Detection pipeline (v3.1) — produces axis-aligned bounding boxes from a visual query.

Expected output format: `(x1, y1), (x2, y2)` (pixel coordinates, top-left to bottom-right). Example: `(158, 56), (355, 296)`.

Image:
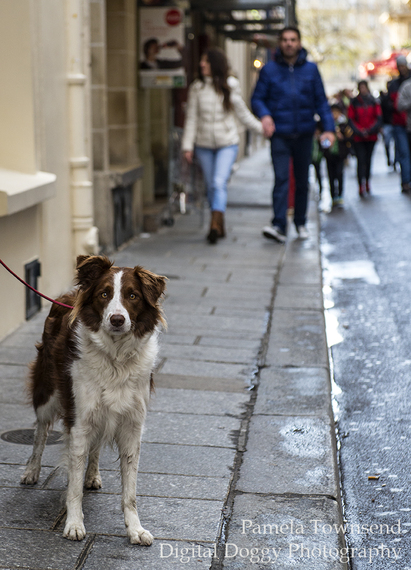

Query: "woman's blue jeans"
(195, 145), (239, 212)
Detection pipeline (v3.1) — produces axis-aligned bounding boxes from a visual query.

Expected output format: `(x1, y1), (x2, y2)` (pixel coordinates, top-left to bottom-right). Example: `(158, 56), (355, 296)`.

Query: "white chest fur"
(70, 322), (158, 439)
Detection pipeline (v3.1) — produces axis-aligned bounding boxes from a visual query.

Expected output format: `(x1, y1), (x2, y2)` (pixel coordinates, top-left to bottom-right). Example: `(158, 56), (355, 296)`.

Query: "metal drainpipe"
(284, 0), (293, 26)
(67, 0), (99, 257)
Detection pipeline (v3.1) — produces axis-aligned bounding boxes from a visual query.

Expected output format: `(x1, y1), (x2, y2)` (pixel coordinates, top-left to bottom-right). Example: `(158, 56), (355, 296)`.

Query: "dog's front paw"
(84, 474), (102, 490)
(20, 466), (40, 486)
(63, 521), (86, 541)
(129, 528), (153, 546)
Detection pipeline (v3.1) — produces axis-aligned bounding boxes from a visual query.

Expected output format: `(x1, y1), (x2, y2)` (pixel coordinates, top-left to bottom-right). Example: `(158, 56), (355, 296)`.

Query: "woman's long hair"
(201, 48), (232, 112)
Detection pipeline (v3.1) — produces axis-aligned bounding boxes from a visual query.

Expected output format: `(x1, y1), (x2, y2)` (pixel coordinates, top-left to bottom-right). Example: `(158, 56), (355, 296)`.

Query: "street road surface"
(320, 140), (411, 569)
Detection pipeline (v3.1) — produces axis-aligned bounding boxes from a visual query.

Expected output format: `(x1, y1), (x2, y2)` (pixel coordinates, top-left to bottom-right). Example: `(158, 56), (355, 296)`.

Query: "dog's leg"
(116, 424), (153, 546)
(84, 444), (102, 489)
(63, 427), (88, 540)
(21, 419), (49, 485)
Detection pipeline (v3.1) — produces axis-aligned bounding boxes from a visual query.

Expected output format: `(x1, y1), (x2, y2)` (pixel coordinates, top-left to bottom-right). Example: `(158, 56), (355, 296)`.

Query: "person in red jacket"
(348, 81), (382, 197)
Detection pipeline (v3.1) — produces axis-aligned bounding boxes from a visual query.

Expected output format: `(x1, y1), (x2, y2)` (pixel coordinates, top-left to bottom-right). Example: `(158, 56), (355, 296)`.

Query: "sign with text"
(139, 7), (186, 89)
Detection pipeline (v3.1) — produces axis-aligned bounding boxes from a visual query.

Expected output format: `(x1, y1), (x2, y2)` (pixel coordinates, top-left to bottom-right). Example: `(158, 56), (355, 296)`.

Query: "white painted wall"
(0, 0), (79, 340)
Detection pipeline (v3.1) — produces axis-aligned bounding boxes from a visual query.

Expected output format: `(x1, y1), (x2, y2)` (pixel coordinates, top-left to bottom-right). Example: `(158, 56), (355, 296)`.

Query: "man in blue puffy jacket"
(251, 27), (335, 243)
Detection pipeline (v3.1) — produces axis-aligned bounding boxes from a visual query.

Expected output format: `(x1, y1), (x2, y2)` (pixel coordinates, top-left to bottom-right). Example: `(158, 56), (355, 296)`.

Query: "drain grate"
(0, 429), (63, 446)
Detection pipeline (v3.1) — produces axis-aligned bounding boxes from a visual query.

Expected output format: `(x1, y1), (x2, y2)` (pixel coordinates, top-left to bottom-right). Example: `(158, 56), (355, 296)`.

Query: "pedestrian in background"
(311, 121), (324, 201)
(380, 81), (397, 170)
(251, 26), (335, 244)
(347, 80), (382, 197)
(388, 56), (411, 193)
(182, 47), (263, 244)
(396, 73), (411, 194)
(324, 103), (352, 208)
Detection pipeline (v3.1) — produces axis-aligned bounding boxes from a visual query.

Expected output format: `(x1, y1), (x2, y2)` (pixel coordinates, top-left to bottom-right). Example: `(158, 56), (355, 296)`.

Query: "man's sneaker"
(296, 226), (309, 240)
(333, 197), (344, 208)
(262, 225), (286, 244)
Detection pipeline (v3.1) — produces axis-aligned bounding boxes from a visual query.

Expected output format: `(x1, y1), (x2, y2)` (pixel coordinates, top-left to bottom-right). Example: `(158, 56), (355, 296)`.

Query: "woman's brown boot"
(217, 211), (226, 238)
(207, 211), (220, 244)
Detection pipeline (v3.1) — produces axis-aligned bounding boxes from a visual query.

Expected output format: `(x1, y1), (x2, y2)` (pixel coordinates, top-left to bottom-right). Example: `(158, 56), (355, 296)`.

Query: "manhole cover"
(0, 429), (63, 445)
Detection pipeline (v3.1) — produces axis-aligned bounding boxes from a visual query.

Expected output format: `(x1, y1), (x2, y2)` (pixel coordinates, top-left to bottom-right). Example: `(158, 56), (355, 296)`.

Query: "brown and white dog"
(20, 255), (166, 545)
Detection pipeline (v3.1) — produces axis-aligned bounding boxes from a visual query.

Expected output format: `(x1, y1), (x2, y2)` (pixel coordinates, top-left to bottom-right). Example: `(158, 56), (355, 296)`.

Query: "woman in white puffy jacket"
(182, 48), (264, 244)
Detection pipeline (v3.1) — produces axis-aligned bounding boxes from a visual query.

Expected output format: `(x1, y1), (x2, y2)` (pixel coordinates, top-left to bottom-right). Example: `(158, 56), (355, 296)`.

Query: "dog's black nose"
(110, 314), (125, 328)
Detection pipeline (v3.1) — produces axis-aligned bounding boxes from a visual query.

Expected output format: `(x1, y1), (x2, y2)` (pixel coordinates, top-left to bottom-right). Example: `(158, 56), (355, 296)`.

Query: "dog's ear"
(76, 255), (89, 268)
(134, 266), (167, 307)
(76, 255), (113, 289)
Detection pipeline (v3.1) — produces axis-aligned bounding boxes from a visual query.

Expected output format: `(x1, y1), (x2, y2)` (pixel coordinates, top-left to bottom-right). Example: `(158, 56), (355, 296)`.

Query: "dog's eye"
(130, 293), (136, 300)
(101, 292), (108, 299)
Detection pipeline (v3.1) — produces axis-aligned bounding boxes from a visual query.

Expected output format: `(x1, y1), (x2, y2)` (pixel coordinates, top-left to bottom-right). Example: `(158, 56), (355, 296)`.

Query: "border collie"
(20, 255), (166, 545)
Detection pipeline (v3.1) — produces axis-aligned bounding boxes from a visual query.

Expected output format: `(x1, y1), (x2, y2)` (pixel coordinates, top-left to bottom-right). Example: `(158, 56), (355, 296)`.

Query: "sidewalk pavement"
(0, 145), (347, 569)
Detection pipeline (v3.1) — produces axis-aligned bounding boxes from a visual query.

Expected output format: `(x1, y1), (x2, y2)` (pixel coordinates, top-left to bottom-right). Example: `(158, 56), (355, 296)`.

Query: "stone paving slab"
(158, 344), (257, 365)
(161, 283), (210, 300)
(160, 333), (198, 345)
(153, 372), (247, 392)
(224, 494), (347, 569)
(162, 271), (276, 287)
(0, 487), (63, 530)
(275, 284), (323, 310)
(143, 412), (241, 448)
(0, 346), (37, 365)
(162, 302), (269, 320)
(138, 443), (236, 478)
(165, 313), (269, 333)
(285, 235), (321, 260)
(236, 415), (338, 497)
(44, 468), (229, 501)
(78, 495), (223, 542)
(0, 464), (55, 488)
(0, 528), (84, 570)
(0, 440), (235, 483)
(279, 261), (322, 285)
(149, 388), (249, 416)
(196, 336), (261, 351)
(0, 403), (37, 430)
(0, 438), (62, 468)
(0, 375), (28, 404)
(265, 309), (328, 368)
(210, 307), (268, 319)
(190, 256), (281, 269)
(0, 330), (40, 348)
(164, 325), (264, 342)
(40, 438), (236, 479)
(0, 364), (28, 381)
(163, 296), (270, 311)
(82, 536), (214, 570)
(158, 358), (251, 382)
(254, 367), (331, 416)
(2, 429), (236, 471)
(4, 317), (45, 335)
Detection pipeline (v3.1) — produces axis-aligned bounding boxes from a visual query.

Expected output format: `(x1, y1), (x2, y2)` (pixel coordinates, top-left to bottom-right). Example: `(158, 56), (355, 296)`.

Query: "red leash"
(0, 258), (74, 310)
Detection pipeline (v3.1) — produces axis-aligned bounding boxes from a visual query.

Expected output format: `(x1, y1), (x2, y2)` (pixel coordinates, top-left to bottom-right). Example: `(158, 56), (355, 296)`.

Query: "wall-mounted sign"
(139, 7), (186, 89)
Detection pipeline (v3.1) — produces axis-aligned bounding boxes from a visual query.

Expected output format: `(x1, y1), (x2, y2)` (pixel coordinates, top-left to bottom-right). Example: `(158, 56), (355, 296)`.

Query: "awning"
(190, 0), (296, 41)
(192, 0), (287, 8)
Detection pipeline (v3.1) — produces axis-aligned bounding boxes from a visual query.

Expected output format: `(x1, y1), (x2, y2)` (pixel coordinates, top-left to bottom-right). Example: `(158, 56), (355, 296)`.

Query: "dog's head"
(70, 255), (167, 337)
